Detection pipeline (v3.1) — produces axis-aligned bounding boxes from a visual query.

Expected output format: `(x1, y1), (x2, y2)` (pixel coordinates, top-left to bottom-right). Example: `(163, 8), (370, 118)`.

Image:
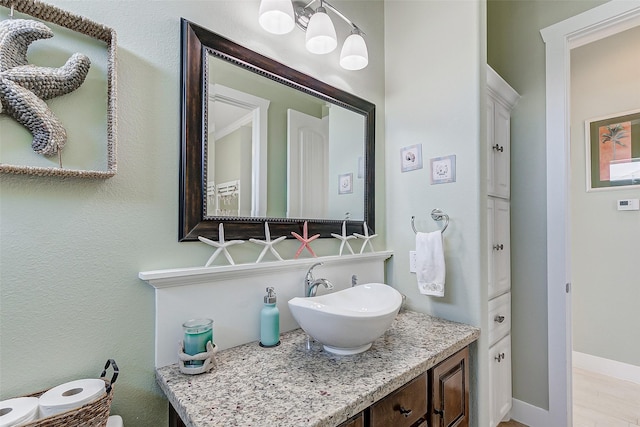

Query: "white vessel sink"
(288, 283), (403, 355)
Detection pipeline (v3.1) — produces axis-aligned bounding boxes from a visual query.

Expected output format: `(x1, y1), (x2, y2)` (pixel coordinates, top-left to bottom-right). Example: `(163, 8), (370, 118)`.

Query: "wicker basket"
(21, 359), (118, 427)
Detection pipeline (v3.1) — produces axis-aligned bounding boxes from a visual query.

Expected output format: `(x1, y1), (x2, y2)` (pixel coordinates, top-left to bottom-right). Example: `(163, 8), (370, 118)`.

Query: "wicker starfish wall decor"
(0, 18), (91, 163)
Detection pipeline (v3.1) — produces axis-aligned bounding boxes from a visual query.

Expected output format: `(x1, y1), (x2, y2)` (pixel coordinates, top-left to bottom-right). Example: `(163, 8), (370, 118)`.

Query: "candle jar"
(182, 318), (213, 366)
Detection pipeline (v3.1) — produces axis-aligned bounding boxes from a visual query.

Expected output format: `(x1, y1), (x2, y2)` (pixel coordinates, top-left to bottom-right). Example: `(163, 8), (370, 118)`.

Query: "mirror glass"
(180, 19), (375, 241)
(205, 56), (366, 221)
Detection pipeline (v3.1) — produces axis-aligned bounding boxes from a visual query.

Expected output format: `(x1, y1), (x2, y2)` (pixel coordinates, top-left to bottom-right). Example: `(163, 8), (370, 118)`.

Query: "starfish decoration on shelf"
(198, 223), (244, 266)
(0, 19), (91, 160)
(330, 221), (356, 256)
(291, 221), (320, 259)
(249, 222), (286, 263)
(353, 222), (378, 254)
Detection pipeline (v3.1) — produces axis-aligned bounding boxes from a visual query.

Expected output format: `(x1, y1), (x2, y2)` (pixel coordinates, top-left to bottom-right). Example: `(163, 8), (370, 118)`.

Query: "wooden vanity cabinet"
(337, 412), (364, 427)
(430, 347), (469, 427)
(169, 405), (186, 427)
(369, 373), (427, 427)
(368, 346), (469, 427)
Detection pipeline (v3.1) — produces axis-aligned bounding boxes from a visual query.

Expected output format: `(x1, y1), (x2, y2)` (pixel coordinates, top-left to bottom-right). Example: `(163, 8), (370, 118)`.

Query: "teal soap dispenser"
(260, 287), (280, 347)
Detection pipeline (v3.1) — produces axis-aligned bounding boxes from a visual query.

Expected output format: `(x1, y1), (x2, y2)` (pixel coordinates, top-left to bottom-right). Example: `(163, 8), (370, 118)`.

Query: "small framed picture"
(400, 144), (423, 173)
(338, 173), (353, 194)
(430, 155), (456, 184)
(585, 109), (640, 191)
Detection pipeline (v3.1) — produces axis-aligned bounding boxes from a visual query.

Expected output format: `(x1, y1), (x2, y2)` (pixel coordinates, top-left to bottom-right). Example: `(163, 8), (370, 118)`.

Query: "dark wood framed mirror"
(179, 18), (375, 241)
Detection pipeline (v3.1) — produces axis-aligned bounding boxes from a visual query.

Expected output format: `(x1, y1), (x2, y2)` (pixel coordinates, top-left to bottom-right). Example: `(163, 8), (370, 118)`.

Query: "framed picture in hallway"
(585, 109), (640, 191)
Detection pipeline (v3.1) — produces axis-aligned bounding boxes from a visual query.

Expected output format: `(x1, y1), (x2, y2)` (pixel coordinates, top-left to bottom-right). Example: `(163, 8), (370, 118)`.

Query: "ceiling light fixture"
(258, 0), (369, 70)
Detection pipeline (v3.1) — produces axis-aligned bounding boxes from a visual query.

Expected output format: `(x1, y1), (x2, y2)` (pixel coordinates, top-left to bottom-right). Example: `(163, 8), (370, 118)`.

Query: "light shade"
(305, 7), (337, 54)
(340, 30), (368, 70)
(258, 0), (295, 35)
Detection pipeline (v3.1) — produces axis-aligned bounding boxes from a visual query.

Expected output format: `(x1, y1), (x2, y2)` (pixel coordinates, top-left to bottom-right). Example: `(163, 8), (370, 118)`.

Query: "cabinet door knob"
(493, 244), (504, 251)
(397, 406), (412, 417)
(493, 144), (504, 152)
(495, 353), (502, 362)
(494, 315), (505, 323)
(434, 408), (444, 417)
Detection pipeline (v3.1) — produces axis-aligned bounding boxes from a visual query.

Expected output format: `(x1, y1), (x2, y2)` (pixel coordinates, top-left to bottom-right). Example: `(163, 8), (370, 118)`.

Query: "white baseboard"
(509, 399), (549, 427)
(573, 351), (640, 385)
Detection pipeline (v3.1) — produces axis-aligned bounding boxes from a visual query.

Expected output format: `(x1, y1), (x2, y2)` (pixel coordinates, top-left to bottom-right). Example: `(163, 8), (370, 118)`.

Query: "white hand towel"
(416, 230), (445, 297)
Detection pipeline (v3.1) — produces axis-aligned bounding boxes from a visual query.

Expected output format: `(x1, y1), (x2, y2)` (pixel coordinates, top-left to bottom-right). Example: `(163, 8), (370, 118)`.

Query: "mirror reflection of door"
(206, 84), (269, 217)
(287, 109), (329, 219)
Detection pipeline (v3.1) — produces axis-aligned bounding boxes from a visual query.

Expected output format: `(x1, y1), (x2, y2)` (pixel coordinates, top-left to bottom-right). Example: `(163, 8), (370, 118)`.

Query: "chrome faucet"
(304, 262), (334, 297)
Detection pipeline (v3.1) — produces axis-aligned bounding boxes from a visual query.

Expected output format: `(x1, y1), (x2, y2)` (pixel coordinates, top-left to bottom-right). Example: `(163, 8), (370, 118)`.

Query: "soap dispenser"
(260, 287), (280, 347)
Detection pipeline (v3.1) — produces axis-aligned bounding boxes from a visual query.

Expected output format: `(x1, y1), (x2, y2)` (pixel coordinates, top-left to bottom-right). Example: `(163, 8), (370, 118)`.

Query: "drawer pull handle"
(493, 244), (504, 251)
(397, 406), (412, 417)
(494, 315), (505, 323)
(493, 144), (504, 152)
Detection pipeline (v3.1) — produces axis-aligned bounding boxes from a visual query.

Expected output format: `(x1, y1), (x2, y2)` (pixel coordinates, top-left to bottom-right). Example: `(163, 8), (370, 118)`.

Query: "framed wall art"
(338, 173), (353, 195)
(0, 0), (117, 178)
(430, 154), (456, 185)
(400, 144), (422, 173)
(585, 109), (640, 191)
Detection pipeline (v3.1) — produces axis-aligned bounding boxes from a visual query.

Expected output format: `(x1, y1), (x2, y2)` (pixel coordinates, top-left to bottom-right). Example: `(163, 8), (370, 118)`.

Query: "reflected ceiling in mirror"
(180, 19), (375, 241)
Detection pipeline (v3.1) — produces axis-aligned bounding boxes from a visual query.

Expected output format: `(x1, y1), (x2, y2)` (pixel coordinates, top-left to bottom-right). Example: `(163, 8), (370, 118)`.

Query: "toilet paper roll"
(0, 397), (39, 427)
(38, 379), (106, 418)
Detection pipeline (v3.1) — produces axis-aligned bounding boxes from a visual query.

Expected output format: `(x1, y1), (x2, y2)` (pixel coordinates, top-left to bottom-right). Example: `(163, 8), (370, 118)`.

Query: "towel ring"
(411, 208), (449, 234)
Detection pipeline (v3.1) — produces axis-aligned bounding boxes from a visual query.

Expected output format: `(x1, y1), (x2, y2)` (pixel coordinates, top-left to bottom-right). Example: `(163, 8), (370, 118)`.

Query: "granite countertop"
(156, 310), (480, 427)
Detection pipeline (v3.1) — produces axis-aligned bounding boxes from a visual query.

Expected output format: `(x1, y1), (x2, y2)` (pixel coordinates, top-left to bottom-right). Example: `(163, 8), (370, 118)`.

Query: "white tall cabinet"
(487, 65), (519, 427)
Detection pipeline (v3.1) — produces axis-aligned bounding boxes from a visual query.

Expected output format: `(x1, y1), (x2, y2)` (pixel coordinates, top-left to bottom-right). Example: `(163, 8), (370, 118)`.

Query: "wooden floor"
(498, 367), (640, 427)
(498, 421), (527, 427)
(573, 367), (640, 427)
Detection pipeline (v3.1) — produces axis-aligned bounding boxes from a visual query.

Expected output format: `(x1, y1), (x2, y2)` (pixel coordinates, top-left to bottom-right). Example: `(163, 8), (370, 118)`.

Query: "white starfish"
(330, 221), (356, 256)
(249, 222), (286, 263)
(353, 222), (378, 254)
(198, 223), (244, 266)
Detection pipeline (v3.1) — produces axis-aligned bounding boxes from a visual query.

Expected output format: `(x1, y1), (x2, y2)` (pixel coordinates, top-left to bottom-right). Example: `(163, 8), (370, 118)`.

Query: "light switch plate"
(409, 251), (417, 273)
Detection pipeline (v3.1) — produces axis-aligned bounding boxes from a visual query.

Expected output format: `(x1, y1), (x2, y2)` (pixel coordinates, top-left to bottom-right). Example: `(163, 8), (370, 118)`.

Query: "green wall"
(0, 2), (386, 426)
(385, 0), (486, 424)
(487, 0), (607, 410)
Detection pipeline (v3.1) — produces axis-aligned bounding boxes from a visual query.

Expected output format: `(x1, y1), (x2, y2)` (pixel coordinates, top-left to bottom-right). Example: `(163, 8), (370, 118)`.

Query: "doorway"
(541, 3), (640, 426)
(569, 24), (640, 427)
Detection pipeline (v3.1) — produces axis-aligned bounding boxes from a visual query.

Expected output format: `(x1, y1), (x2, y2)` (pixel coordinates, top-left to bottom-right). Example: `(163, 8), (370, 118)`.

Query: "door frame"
(540, 2), (640, 426)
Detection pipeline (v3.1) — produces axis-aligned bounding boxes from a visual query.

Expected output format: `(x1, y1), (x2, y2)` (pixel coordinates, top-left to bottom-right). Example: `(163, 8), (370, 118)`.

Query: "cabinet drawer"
(370, 373), (427, 427)
(488, 292), (511, 346)
(337, 412), (364, 427)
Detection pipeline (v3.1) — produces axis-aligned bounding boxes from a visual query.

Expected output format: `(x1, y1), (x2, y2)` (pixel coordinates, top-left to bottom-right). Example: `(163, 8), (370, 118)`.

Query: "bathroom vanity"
(157, 310), (479, 427)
